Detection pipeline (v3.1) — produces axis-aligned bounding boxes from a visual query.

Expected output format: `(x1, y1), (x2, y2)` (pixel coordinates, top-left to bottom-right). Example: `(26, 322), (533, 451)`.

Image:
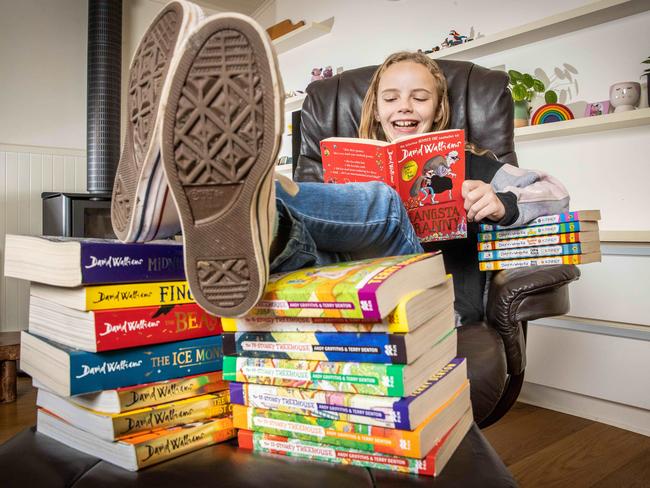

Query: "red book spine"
(238, 428), (254, 449)
(93, 303), (222, 351)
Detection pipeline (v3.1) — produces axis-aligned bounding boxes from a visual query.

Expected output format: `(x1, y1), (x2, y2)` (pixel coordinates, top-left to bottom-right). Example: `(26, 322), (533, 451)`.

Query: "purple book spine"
(230, 382), (245, 405)
(80, 242), (185, 284)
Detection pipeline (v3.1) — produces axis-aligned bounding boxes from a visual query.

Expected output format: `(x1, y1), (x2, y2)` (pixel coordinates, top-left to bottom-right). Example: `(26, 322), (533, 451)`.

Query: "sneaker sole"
(111, 1), (202, 242)
(161, 14), (283, 317)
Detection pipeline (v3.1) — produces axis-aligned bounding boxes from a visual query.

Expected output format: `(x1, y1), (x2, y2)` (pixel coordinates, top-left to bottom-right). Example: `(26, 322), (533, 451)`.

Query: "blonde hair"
(359, 51), (450, 141)
(358, 51), (497, 160)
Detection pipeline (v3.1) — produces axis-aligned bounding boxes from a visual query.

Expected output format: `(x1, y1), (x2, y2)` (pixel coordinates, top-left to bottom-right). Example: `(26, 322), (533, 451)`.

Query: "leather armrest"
(486, 264), (581, 375)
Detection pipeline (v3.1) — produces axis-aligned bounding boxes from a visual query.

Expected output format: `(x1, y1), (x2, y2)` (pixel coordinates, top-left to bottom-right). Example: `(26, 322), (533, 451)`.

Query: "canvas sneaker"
(161, 13), (284, 317)
(111, 0), (204, 243)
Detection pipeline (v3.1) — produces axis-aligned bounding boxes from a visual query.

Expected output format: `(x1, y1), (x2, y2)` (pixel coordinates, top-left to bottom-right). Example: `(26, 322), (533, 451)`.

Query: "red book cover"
(93, 303), (222, 351)
(321, 130), (467, 242)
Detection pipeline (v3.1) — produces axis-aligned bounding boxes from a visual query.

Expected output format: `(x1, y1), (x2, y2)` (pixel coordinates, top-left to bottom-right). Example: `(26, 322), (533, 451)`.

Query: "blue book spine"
(67, 335), (222, 395)
(80, 241), (184, 284)
(478, 222), (584, 242)
(222, 332), (407, 364)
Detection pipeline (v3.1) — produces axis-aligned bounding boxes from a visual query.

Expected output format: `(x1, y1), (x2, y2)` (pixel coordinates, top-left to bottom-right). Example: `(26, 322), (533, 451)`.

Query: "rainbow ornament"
(531, 103), (574, 125)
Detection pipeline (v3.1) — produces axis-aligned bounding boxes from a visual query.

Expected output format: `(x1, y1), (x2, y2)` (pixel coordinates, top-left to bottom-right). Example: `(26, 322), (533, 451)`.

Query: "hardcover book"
(477, 221), (599, 242)
(237, 407), (472, 477)
(222, 277), (454, 334)
(37, 409), (235, 471)
(3, 235), (184, 286)
(30, 280), (195, 312)
(45, 372), (228, 414)
(479, 252), (602, 271)
(240, 253), (446, 321)
(30, 297), (222, 352)
(321, 130), (467, 242)
(232, 381), (471, 458)
(223, 328), (456, 396)
(37, 388), (231, 440)
(229, 358), (467, 430)
(477, 231), (599, 251)
(21, 332), (223, 396)
(478, 209), (601, 232)
(222, 303), (455, 364)
(478, 241), (601, 262)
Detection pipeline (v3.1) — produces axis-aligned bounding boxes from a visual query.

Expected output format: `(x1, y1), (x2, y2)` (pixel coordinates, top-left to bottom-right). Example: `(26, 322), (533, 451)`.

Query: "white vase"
(609, 81), (641, 113)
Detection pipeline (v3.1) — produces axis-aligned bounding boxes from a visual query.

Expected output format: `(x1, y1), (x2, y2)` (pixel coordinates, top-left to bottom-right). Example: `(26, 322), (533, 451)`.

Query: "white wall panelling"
(0, 145), (87, 332)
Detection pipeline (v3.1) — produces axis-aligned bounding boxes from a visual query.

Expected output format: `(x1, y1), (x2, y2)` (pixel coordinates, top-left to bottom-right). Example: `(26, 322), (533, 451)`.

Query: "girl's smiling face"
(376, 61), (440, 142)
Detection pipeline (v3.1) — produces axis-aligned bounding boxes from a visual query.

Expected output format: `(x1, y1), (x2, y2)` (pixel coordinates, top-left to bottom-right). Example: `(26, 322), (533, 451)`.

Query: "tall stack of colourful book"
(3, 235), (235, 471)
(477, 210), (602, 271)
(222, 253), (473, 477)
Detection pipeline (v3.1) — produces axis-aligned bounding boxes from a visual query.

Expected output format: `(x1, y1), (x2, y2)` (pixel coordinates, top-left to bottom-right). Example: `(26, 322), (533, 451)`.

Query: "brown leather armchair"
(291, 60), (581, 427)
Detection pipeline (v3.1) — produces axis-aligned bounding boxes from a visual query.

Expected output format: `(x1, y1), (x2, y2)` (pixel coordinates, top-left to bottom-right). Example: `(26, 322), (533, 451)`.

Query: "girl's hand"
(461, 180), (506, 222)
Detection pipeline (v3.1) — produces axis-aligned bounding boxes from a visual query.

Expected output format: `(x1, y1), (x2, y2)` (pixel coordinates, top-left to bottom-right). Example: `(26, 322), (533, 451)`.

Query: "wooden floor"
(1, 377), (648, 487)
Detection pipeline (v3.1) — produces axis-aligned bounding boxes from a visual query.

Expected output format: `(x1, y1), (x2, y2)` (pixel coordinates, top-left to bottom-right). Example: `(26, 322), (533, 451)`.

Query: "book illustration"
(3, 235), (185, 286)
(479, 252), (602, 271)
(477, 221), (599, 242)
(478, 210), (601, 232)
(321, 130), (467, 242)
(222, 331), (410, 363)
(69, 372), (228, 413)
(232, 381), (470, 458)
(245, 253), (442, 321)
(478, 241), (601, 262)
(477, 231), (599, 251)
(229, 358), (466, 429)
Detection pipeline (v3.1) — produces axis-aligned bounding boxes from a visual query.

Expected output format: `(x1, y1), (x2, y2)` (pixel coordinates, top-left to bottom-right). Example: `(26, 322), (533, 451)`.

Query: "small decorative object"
(584, 101), (610, 117)
(609, 81), (641, 112)
(266, 19), (305, 40)
(531, 103), (574, 125)
(310, 67), (323, 82)
(322, 66), (334, 79)
(442, 30), (472, 48)
(508, 70), (558, 127)
(642, 55), (650, 104)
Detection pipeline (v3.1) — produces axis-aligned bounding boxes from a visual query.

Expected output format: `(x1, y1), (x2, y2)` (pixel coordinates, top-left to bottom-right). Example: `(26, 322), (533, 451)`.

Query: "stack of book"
(222, 253), (473, 477)
(477, 210), (602, 271)
(4, 235), (236, 471)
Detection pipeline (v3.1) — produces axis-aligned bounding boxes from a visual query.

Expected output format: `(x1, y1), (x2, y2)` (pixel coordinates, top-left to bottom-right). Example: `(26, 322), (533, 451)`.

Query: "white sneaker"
(111, 0), (204, 242)
(160, 13), (284, 317)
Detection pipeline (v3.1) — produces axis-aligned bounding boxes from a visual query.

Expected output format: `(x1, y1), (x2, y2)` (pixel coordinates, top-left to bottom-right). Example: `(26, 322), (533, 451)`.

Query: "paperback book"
(223, 329), (456, 397)
(30, 280), (195, 312)
(3, 234), (184, 286)
(242, 253), (446, 321)
(21, 332), (223, 396)
(37, 409), (235, 471)
(478, 210), (601, 232)
(321, 129), (467, 242)
(237, 407), (472, 477)
(477, 231), (599, 251)
(478, 241), (601, 262)
(232, 380), (470, 458)
(479, 252), (602, 271)
(477, 221), (599, 242)
(229, 358), (467, 430)
(30, 297), (222, 352)
(222, 276), (454, 334)
(37, 388), (231, 440)
(39, 372), (228, 414)
(222, 303), (455, 364)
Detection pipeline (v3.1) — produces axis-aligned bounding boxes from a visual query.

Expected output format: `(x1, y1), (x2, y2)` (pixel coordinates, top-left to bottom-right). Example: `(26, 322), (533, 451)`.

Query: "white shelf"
(430, 0), (650, 61)
(273, 17), (334, 55)
(599, 230), (650, 243)
(284, 93), (307, 113)
(514, 107), (650, 141)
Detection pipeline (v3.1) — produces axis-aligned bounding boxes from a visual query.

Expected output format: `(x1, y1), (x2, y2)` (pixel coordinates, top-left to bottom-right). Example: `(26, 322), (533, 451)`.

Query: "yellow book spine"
(479, 254), (584, 271)
(113, 392), (231, 438)
(85, 281), (194, 310)
(133, 416), (235, 469)
(222, 318), (237, 331)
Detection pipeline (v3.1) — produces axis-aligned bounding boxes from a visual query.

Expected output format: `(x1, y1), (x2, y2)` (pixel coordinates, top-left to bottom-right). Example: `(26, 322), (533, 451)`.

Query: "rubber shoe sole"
(111, 1), (203, 242)
(161, 14), (284, 317)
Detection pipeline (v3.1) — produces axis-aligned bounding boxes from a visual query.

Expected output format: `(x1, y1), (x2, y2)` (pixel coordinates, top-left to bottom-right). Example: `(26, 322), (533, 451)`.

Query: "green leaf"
(545, 90), (558, 104)
(532, 79), (545, 92)
(512, 85), (528, 101)
(508, 70), (523, 82)
(522, 74), (534, 88)
(642, 59), (650, 64)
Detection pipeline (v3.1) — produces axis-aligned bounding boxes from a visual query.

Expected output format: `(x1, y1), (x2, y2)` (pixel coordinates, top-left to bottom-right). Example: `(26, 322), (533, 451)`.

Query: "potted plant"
(508, 70), (557, 127)
(642, 55), (650, 104)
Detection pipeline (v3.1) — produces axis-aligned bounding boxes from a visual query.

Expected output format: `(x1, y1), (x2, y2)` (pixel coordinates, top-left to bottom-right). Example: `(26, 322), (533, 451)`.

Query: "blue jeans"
(270, 181), (423, 273)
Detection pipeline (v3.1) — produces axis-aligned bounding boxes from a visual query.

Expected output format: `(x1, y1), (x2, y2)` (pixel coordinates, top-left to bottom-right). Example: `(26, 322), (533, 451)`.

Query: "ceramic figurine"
(609, 81), (641, 112)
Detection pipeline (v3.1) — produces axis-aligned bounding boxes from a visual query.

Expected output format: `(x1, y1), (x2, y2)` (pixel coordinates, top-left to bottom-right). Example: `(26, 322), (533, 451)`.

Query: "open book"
(321, 129), (467, 242)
